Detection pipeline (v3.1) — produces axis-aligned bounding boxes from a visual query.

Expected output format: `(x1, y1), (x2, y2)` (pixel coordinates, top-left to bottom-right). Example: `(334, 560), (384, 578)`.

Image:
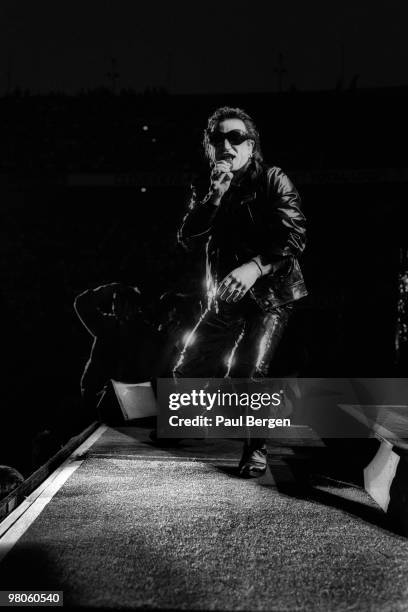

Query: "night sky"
(1, 0), (406, 94)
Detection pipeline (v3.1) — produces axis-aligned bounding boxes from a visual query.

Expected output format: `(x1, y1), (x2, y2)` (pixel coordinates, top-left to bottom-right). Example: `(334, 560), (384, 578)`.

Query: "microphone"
(221, 159), (233, 184)
(212, 158), (233, 179)
(210, 159), (234, 201)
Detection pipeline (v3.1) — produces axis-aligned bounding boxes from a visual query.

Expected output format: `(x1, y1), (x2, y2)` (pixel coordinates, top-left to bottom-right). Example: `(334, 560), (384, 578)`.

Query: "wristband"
(250, 259), (263, 277)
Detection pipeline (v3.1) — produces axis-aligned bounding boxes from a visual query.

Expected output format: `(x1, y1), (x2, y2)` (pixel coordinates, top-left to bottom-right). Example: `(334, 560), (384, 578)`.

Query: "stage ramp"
(1, 424), (408, 611)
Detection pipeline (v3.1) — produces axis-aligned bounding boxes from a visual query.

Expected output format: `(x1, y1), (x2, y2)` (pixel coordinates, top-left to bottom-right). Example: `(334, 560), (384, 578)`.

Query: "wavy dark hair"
(203, 106), (263, 163)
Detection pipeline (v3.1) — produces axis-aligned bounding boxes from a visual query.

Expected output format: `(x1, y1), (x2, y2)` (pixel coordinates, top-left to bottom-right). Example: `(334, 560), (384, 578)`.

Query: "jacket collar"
(230, 158), (264, 197)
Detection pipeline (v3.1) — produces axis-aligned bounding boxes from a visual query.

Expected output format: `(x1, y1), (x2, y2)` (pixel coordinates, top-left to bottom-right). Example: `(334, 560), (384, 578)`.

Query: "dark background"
(0, 2), (407, 478)
(1, 0), (407, 94)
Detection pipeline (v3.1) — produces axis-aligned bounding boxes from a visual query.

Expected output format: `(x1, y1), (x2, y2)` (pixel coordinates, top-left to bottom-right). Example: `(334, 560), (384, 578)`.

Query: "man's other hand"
(218, 262), (261, 303)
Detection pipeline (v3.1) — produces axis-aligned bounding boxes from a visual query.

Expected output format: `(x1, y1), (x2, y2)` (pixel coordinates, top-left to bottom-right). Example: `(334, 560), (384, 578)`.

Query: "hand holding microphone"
(209, 159), (233, 203)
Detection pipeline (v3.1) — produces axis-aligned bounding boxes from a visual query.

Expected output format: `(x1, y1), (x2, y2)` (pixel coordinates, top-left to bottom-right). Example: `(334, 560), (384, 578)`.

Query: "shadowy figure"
(74, 282), (161, 420)
(0, 465), (24, 501)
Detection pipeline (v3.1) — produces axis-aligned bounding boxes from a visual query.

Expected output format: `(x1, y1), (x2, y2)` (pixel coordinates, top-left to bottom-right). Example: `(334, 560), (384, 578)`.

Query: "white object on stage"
(363, 440), (400, 511)
(111, 380), (158, 420)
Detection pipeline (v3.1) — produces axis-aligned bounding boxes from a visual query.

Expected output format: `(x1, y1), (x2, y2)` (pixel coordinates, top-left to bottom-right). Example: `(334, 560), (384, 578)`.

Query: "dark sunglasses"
(208, 129), (251, 146)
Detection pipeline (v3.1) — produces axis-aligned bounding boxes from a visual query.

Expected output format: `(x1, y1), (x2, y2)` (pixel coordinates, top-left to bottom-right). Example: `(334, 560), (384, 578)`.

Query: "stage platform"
(1, 423), (408, 610)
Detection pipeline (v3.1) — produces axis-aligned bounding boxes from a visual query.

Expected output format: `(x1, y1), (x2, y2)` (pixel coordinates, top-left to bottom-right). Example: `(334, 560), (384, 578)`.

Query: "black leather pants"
(173, 296), (292, 379)
(173, 297), (292, 452)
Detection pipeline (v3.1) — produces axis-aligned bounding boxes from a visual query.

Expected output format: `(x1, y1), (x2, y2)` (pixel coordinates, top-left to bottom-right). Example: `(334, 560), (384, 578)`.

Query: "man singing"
(174, 106), (307, 477)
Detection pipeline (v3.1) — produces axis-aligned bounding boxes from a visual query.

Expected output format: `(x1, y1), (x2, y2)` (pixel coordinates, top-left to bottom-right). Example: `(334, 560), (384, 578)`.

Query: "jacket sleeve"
(177, 184), (219, 250)
(256, 167), (306, 266)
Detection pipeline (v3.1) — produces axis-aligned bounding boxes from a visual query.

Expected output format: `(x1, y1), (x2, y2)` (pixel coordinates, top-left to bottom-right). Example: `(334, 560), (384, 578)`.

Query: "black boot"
(238, 438), (268, 478)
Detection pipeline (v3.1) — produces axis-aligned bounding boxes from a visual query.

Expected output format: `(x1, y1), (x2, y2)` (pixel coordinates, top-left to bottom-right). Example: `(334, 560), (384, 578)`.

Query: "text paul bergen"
(168, 415), (291, 429)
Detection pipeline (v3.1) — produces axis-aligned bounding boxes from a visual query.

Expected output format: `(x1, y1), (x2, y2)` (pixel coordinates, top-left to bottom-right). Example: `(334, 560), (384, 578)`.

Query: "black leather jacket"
(178, 159), (307, 311)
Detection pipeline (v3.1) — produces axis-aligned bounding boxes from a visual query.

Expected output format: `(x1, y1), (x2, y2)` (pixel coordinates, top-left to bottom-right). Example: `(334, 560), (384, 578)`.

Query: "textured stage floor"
(0, 425), (407, 611)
